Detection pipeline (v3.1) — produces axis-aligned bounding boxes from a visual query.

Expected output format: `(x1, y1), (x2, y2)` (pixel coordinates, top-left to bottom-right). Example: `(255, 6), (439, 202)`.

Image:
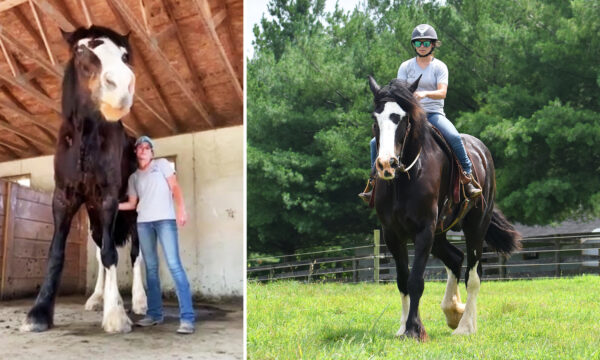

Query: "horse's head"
(368, 75), (423, 180)
(62, 26), (135, 121)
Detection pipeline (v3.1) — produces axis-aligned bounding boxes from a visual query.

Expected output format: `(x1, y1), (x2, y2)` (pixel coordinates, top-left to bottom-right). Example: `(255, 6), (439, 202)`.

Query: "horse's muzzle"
(376, 156), (398, 180)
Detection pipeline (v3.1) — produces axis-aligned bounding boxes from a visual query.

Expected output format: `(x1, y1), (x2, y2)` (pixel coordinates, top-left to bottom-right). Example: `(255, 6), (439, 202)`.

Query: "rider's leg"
(358, 137), (377, 203)
(427, 113), (481, 199)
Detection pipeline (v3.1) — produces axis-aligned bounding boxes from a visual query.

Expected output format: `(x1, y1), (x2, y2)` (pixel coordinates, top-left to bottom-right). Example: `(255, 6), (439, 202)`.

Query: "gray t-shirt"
(397, 57), (449, 115)
(127, 158), (176, 223)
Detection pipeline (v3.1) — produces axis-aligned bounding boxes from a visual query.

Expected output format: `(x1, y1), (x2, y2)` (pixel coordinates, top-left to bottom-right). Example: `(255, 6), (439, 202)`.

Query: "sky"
(244, 0), (364, 59)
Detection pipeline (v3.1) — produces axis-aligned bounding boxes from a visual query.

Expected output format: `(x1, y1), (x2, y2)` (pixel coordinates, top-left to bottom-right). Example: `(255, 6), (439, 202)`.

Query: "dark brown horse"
(21, 26), (140, 333)
(368, 76), (521, 341)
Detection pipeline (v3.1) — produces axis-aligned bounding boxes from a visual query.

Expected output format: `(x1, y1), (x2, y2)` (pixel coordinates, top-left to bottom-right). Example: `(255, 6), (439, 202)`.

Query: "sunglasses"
(413, 40), (432, 48)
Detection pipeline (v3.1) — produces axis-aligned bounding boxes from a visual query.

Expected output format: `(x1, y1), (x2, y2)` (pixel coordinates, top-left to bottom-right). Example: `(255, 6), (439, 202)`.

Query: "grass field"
(247, 275), (600, 359)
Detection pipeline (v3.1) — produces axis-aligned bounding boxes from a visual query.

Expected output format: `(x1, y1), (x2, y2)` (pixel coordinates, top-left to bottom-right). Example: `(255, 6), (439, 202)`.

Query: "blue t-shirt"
(127, 158), (176, 223)
(397, 57), (449, 115)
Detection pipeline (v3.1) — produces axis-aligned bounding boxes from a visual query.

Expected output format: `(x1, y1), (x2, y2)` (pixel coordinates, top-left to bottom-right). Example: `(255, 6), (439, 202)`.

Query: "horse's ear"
(368, 75), (380, 95)
(61, 29), (74, 45)
(409, 75), (422, 93)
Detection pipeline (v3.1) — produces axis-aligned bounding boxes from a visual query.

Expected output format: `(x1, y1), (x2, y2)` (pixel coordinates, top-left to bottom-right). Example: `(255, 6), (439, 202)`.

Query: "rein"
(396, 115), (421, 180)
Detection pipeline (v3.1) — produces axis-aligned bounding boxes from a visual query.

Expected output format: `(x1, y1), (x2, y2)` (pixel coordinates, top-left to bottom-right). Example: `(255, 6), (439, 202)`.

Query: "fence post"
(374, 229), (380, 283)
(352, 259), (358, 283)
(554, 236), (560, 277)
(499, 255), (506, 279)
(308, 260), (314, 283)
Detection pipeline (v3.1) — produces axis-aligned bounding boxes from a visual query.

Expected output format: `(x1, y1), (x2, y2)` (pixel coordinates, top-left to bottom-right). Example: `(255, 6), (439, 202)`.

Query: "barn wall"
(0, 125), (243, 300)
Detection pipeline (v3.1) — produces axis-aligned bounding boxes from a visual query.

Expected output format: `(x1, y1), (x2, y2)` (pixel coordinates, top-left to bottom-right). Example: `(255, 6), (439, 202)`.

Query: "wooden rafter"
(28, 0), (56, 65)
(0, 0), (28, 13)
(160, 0), (214, 130)
(0, 25), (62, 77)
(212, 9), (227, 28)
(107, 0), (214, 128)
(194, 0), (242, 101)
(0, 98), (58, 133)
(0, 138), (39, 157)
(0, 38), (18, 77)
(78, 0), (93, 27)
(12, 6), (45, 50)
(0, 70), (60, 111)
(30, 0), (76, 32)
(0, 114), (54, 151)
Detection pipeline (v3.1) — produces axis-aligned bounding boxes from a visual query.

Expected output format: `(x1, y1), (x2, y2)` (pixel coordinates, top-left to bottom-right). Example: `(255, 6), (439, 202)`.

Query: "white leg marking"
(395, 293), (411, 337)
(131, 253), (147, 315)
(441, 266), (465, 329)
(85, 248), (104, 311)
(453, 261), (480, 335)
(102, 265), (132, 333)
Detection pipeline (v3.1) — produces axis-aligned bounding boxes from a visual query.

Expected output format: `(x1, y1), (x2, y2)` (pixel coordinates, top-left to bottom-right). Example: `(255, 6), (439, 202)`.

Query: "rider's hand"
(414, 91), (427, 100)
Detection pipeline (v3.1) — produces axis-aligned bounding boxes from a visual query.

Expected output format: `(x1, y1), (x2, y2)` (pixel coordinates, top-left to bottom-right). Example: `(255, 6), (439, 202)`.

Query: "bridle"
(378, 99), (422, 179)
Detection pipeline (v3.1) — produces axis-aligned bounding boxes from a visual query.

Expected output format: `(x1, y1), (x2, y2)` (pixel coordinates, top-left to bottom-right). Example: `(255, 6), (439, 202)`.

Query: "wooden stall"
(0, 180), (88, 300)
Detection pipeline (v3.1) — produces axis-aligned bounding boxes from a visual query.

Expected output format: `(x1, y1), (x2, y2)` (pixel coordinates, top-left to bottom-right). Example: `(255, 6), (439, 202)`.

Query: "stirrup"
(461, 172), (482, 199)
(358, 178), (374, 203)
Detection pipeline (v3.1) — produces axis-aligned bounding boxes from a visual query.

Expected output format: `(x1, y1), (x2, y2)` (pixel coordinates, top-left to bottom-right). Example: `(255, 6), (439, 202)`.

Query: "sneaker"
(135, 316), (164, 327)
(176, 322), (195, 334)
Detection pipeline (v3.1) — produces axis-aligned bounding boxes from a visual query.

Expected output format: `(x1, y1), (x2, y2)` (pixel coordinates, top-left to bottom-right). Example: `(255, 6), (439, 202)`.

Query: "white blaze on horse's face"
(78, 37), (135, 121)
(374, 101), (406, 180)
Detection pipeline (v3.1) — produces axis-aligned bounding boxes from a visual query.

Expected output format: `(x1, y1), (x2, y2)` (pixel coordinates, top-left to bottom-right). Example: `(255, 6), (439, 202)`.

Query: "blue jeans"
(137, 220), (195, 324)
(369, 112), (472, 174)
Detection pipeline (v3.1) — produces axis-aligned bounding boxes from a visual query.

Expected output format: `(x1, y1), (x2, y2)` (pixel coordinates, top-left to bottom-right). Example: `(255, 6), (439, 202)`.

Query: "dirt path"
(0, 296), (243, 360)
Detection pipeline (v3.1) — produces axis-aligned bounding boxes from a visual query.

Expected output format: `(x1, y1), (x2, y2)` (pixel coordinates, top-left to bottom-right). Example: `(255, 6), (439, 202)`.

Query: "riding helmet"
(411, 24), (438, 41)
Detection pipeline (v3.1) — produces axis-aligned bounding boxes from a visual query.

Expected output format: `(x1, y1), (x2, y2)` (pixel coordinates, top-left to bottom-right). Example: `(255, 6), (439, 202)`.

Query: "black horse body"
(369, 76), (520, 341)
(22, 26), (139, 333)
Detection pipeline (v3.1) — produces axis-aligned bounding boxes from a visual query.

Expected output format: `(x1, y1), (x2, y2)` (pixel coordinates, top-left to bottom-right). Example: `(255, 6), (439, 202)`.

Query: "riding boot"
(460, 171), (482, 199)
(358, 177), (375, 204)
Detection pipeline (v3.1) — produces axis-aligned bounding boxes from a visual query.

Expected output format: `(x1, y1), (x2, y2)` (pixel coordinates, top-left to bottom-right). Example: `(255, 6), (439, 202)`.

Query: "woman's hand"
(414, 91), (428, 100)
(176, 208), (188, 227)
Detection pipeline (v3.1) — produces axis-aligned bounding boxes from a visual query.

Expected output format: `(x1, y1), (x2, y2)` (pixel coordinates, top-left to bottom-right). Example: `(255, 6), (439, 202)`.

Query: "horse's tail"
(485, 207), (522, 255)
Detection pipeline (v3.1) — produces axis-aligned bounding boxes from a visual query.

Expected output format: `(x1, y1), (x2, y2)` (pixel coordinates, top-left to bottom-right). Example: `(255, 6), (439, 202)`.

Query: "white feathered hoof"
(102, 304), (133, 333)
(131, 292), (147, 315)
(84, 293), (103, 311)
(394, 324), (406, 338)
(443, 302), (465, 329)
(452, 318), (476, 335)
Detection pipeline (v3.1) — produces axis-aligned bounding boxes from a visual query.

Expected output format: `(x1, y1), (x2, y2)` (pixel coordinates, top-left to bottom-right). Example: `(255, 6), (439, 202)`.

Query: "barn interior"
(0, 0), (243, 302)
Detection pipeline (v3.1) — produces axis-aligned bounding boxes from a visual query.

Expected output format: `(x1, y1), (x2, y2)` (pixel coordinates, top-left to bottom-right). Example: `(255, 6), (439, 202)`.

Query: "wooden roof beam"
(78, 0), (93, 27)
(0, 0), (28, 13)
(0, 114), (54, 152)
(0, 138), (39, 157)
(28, 0), (56, 65)
(160, 0), (214, 130)
(0, 25), (63, 78)
(0, 98), (58, 133)
(30, 0), (76, 32)
(107, 0), (214, 128)
(0, 38), (18, 77)
(194, 0), (242, 101)
(0, 70), (60, 112)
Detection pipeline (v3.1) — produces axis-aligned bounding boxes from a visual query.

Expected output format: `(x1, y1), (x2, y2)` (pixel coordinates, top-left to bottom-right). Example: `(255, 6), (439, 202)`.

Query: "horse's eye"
(390, 114), (401, 124)
(121, 53), (128, 63)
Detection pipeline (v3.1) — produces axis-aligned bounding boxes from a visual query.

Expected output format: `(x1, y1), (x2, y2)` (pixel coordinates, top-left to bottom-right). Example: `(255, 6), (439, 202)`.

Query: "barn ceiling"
(0, 0), (243, 161)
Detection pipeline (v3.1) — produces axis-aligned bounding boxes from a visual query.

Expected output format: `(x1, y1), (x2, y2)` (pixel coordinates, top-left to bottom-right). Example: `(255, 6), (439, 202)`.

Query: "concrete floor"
(0, 295), (243, 360)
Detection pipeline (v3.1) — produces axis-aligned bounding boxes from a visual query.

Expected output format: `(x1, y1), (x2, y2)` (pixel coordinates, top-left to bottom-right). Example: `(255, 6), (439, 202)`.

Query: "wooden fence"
(0, 180), (88, 300)
(247, 230), (600, 282)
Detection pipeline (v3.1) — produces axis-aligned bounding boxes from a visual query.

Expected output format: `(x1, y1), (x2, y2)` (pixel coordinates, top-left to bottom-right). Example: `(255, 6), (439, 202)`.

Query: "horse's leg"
(383, 228), (410, 337)
(431, 234), (465, 329)
(404, 223), (435, 341)
(453, 217), (485, 335)
(84, 247), (104, 311)
(99, 197), (132, 333)
(131, 232), (147, 315)
(21, 188), (82, 332)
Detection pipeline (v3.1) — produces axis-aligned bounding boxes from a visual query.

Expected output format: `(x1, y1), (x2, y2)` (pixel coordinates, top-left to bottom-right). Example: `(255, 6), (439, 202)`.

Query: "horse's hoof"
(131, 293), (147, 315)
(452, 320), (476, 335)
(20, 306), (53, 332)
(443, 303), (465, 330)
(84, 294), (103, 311)
(400, 327), (428, 342)
(102, 305), (133, 333)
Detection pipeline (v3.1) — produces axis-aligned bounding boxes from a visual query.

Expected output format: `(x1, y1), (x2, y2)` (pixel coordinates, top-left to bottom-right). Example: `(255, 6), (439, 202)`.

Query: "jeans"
(137, 220), (195, 324)
(369, 112), (472, 174)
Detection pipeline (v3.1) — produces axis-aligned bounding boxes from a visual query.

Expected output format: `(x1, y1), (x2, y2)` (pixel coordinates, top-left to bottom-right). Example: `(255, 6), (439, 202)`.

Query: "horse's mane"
(374, 79), (427, 145)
